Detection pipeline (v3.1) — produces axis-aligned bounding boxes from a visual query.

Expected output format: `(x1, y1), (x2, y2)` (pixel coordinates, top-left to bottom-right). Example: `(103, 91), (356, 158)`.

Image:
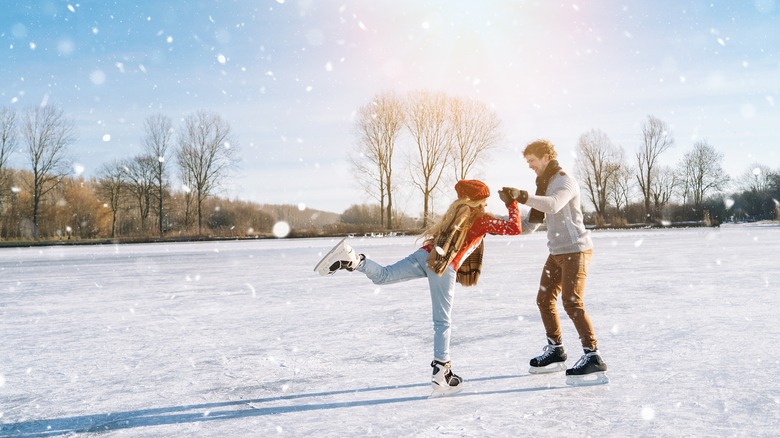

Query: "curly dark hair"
(523, 139), (557, 160)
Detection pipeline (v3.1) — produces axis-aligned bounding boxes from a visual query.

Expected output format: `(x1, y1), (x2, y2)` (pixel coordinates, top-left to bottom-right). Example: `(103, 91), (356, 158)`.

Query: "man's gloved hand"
(500, 187), (529, 204)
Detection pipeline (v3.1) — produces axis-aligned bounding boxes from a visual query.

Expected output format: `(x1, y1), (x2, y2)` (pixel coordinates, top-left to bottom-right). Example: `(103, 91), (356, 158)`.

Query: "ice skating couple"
(315, 139), (608, 396)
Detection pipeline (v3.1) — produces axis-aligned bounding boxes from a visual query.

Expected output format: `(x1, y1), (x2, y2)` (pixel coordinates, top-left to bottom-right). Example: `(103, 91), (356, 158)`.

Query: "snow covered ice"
(1, 224), (779, 436)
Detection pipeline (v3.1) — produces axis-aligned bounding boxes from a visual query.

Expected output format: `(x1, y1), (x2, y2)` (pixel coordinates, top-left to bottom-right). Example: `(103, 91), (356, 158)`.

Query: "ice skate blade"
(565, 371), (609, 386)
(429, 383), (464, 398)
(529, 362), (566, 374)
(314, 237), (348, 276)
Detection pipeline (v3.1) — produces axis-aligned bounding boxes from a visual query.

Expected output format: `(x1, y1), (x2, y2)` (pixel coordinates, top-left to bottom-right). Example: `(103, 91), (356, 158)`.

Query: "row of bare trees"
(0, 106), (76, 239)
(576, 115), (738, 224)
(0, 105), (240, 239)
(353, 100), (777, 228)
(2, 101), (776, 240)
(351, 91), (502, 228)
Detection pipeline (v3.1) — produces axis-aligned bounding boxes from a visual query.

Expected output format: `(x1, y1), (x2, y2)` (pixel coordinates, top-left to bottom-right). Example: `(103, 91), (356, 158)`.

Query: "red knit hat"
(455, 179), (490, 200)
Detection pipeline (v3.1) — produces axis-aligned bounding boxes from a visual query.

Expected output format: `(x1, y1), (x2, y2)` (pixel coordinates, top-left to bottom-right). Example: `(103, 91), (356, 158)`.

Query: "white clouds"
(57, 38), (75, 56)
(90, 70), (106, 85)
(305, 29), (324, 46)
(753, 0), (776, 13)
(11, 23), (28, 38)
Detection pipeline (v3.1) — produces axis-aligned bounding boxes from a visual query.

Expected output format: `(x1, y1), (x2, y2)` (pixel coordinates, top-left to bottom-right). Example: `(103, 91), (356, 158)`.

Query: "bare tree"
(21, 105), (76, 239)
(179, 171), (197, 231)
(123, 155), (156, 234)
(636, 115), (674, 222)
(650, 165), (677, 213)
(735, 163), (774, 193)
(0, 107), (17, 217)
(141, 114), (174, 238)
(449, 96), (502, 180)
(576, 129), (623, 220)
(96, 160), (127, 238)
(608, 163), (634, 217)
(351, 92), (404, 228)
(678, 140), (730, 209)
(176, 111), (239, 235)
(405, 91), (453, 227)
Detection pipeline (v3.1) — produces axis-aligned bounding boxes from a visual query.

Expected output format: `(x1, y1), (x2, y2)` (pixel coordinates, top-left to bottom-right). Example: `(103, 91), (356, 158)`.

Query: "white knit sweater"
(522, 171), (593, 255)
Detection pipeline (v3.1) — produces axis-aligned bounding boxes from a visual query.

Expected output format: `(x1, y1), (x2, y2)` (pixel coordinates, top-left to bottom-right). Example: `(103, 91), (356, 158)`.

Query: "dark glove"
(498, 188), (514, 206)
(500, 187), (528, 204)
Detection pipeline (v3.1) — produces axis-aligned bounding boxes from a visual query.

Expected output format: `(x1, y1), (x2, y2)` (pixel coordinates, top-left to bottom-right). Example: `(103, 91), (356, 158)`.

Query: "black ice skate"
(529, 339), (567, 374)
(314, 237), (363, 276)
(565, 349), (609, 386)
(430, 360), (464, 397)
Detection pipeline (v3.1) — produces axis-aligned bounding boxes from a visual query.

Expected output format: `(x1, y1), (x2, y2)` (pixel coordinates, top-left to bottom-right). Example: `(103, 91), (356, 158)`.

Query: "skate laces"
(573, 351), (597, 369)
(540, 343), (560, 359)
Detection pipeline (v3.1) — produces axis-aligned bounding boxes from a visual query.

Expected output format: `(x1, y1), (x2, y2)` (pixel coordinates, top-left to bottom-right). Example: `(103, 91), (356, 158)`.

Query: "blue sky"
(2, 0), (778, 215)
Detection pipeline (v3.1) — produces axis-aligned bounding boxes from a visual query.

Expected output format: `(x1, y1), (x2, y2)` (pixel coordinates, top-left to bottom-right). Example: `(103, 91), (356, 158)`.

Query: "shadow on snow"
(1, 374), (568, 436)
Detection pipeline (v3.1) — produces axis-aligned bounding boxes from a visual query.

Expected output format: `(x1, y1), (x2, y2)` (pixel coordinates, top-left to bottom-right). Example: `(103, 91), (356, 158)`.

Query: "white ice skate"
(565, 372), (609, 386)
(314, 237), (361, 276)
(429, 360), (464, 398)
(529, 362), (567, 374)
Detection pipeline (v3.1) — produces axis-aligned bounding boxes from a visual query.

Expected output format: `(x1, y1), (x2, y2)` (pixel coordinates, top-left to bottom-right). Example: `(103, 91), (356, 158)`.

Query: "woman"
(315, 179), (522, 396)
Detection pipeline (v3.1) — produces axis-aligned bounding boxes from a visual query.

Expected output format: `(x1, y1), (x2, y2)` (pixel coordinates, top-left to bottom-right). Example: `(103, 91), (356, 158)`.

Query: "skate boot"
(565, 349), (609, 386)
(314, 237), (364, 276)
(430, 360), (464, 397)
(529, 338), (567, 374)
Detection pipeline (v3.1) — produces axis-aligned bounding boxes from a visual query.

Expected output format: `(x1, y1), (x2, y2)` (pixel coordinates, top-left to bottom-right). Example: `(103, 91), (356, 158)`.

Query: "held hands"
(498, 187), (529, 205)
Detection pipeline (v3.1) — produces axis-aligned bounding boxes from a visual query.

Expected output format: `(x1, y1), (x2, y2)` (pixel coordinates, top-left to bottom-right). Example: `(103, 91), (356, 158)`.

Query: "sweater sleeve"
(470, 200), (523, 237)
(524, 174), (575, 214)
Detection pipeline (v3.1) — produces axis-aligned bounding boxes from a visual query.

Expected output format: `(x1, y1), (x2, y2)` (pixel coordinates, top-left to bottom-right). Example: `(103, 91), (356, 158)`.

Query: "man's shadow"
(1, 374), (566, 437)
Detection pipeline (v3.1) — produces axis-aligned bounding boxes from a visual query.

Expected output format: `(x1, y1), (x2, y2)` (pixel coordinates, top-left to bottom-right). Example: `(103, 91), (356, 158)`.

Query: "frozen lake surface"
(1, 224), (779, 437)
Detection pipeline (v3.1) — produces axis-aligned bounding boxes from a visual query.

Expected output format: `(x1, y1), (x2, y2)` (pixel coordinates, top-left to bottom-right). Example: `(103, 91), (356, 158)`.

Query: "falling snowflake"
(272, 221), (291, 238)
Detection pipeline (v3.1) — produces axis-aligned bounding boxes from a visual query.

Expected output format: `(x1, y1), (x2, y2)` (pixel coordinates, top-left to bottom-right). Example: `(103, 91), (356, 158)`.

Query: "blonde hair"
(420, 197), (487, 275)
(420, 197), (485, 245)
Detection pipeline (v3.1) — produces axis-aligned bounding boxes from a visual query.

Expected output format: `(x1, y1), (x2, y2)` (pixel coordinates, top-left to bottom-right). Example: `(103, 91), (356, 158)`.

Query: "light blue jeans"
(357, 248), (456, 362)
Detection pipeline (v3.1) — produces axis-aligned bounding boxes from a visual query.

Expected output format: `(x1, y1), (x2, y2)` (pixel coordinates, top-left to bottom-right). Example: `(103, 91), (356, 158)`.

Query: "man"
(499, 139), (608, 386)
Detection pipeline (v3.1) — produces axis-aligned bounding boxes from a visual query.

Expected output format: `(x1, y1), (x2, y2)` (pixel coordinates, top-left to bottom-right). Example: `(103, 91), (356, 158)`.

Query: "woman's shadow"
(1, 374), (565, 437)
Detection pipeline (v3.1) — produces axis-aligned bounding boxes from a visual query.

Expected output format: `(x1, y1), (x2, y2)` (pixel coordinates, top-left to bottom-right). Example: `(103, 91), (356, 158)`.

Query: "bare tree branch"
(96, 160), (127, 238)
(636, 115), (674, 222)
(21, 105), (76, 239)
(576, 129), (623, 219)
(176, 111), (239, 235)
(351, 92), (404, 228)
(678, 140), (730, 209)
(141, 114), (174, 237)
(449, 96), (502, 180)
(0, 107), (17, 216)
(405, 91), (453, 227)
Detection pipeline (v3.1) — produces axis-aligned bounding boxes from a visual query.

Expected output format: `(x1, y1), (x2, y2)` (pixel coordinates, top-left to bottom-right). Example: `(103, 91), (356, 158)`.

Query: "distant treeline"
(2, 103), (778, 244)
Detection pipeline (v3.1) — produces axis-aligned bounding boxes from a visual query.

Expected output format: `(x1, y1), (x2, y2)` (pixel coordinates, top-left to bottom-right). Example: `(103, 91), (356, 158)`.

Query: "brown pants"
(536, 249), (597, 351)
